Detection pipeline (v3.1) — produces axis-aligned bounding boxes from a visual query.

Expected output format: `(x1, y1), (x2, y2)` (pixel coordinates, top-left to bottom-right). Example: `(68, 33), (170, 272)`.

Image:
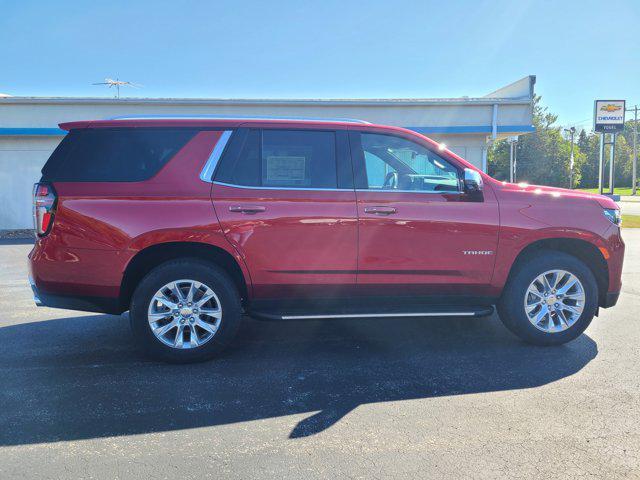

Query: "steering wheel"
(383, 171), (398, 189)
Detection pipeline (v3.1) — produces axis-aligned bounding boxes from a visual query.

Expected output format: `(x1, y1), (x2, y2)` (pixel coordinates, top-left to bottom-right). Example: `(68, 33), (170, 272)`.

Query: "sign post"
(594, 100), (625, 195)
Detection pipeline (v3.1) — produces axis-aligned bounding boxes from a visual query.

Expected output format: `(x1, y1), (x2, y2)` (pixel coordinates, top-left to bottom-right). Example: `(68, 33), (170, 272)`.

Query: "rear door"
(350, 130), (500, 298)
(212, 127), (357, 300)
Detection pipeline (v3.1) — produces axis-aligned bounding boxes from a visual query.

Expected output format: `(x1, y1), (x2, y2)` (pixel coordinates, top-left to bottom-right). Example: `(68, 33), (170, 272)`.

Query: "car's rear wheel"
(497, 250), (598, 345)
(130, 259), (242, 363)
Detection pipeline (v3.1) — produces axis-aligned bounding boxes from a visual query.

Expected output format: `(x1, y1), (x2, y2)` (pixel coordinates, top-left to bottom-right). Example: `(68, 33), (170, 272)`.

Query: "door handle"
(364, 206), (397, 215)
(229, 205), (266, 214)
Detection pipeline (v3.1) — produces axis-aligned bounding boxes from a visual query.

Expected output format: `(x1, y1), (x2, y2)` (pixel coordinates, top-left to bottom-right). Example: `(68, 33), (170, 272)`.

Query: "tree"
(574, 121), (635, 189)
(577, 130), (600, 188)
(488, 96), (581, 187)
(488, 97), (634, 189)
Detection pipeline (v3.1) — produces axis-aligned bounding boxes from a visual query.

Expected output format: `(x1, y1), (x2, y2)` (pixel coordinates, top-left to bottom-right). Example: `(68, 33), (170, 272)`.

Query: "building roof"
(0, 95), (531, 106)
(0, 76), (536, 107)
(0, 77), (536, 138)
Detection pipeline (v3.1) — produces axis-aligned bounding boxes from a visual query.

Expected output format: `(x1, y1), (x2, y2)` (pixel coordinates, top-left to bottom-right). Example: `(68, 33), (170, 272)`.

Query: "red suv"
(29, 117), (624, 362)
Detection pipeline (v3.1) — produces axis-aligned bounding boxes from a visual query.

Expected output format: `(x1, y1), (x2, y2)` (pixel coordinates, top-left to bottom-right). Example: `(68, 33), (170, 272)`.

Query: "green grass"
(577, 187), (635, 196)
(623, 214), (640, 228)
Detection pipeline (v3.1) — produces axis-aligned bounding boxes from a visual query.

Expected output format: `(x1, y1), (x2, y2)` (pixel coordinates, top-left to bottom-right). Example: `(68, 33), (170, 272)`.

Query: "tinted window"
(215, 129), (338, 189)
(358, 133), (460, 192)
(41, 128), (197, 182)
(214, 129), (261, 186)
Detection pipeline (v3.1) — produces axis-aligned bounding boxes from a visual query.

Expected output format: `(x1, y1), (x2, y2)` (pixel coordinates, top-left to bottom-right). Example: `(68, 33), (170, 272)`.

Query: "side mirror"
(463, 168), (483, 194)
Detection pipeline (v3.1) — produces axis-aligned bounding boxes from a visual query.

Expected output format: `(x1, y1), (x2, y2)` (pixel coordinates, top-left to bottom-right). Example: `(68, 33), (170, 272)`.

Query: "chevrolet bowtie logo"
(600, 104), (622, 112)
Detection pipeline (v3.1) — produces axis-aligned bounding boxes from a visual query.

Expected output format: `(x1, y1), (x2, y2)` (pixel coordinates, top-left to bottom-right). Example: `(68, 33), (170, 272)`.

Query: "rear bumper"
(28, 238), (126, 314)
(28, 276), (43, 306)
(29, 275), (122, 314)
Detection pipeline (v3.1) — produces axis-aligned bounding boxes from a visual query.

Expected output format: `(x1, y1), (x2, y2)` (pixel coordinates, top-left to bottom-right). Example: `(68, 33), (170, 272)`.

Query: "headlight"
(603, 208), (621, 226)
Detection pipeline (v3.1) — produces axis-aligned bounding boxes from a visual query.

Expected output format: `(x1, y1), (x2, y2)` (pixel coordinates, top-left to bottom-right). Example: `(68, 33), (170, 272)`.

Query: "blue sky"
(1, 0), (638, 128)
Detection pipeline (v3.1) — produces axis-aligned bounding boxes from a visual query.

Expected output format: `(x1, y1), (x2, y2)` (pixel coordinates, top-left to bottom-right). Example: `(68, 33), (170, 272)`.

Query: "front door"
(349, 130), (500, 299)
(212, 127), (357, 300)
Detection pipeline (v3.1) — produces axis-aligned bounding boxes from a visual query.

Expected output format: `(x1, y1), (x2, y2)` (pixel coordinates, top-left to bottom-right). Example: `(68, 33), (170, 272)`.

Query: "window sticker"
(265, 155), (307, 183)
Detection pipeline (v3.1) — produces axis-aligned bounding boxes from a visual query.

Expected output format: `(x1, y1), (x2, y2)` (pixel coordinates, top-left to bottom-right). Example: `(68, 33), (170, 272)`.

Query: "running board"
(250, 306), (494, 321)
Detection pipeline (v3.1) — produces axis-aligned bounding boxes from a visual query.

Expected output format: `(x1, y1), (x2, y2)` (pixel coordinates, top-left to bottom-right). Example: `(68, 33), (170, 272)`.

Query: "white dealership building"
(0, 76), (535, 230)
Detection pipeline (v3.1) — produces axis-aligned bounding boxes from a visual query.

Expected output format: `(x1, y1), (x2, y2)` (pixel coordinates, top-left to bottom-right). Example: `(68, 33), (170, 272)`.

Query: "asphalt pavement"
(1, 232), (639, 479)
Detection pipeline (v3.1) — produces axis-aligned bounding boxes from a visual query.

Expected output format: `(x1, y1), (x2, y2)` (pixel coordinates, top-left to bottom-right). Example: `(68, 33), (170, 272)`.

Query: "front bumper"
(602, 291), (620, 308)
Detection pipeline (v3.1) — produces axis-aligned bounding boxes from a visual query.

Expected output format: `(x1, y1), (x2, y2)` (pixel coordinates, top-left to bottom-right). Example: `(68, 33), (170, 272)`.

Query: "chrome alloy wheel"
(524, 269), (585, 333)
(147, 279), (222, 349)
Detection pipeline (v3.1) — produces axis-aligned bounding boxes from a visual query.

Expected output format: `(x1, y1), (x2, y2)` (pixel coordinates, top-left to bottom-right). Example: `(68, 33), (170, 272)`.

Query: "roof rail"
(108, 114), (371, 124)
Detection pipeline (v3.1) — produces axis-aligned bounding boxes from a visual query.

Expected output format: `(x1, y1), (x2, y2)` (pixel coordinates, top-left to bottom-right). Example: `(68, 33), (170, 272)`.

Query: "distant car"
(29, 117), (624, 362)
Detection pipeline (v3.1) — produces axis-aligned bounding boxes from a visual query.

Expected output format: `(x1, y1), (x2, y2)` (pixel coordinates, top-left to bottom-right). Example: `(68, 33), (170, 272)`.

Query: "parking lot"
(1, 232), (639, 479)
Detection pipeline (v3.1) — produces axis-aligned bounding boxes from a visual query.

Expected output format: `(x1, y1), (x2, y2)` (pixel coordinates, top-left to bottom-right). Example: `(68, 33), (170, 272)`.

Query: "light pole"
(508, 136), (518, 183)
(564, 127), (576, 189)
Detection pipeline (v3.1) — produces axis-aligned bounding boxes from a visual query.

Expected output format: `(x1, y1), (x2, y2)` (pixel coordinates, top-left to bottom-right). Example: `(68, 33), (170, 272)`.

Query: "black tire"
(130, 259), (242, 363)
(497, 250), (598, 346)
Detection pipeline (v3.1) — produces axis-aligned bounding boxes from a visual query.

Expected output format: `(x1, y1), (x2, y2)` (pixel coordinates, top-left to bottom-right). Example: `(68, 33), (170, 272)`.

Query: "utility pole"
(564, 127), (576, 189)
(628, 105), (638, 195)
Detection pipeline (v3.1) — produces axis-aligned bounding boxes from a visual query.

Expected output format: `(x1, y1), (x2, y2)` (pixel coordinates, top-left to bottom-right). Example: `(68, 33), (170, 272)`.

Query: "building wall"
(0, 136), (61, 229)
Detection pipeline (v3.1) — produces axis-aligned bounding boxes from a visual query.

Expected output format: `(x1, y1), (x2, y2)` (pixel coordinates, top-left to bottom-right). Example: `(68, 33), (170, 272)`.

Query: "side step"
(249, 305), (494, 321)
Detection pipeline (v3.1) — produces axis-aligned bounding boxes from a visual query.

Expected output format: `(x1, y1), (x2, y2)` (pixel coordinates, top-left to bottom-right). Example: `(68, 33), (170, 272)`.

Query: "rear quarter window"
(41, 128), (197, 182)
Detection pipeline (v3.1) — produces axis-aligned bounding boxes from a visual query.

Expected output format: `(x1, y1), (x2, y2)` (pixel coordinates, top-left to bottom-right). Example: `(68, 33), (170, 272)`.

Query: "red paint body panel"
(30, 130), (251, 302)
(488, 180), (624, 294)
(212, 183), (358, 299)
(29, 118), (624, 314)
(355, 186), (499, 296)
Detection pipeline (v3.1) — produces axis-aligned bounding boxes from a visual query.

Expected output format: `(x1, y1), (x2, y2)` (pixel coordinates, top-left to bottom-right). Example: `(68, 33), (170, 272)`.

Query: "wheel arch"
(120, 241), (251, 311)
(505, 237), (609, 306)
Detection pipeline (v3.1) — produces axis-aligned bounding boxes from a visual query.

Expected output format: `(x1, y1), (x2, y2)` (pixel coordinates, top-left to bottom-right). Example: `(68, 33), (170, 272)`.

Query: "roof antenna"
(92, 78), (143, 99)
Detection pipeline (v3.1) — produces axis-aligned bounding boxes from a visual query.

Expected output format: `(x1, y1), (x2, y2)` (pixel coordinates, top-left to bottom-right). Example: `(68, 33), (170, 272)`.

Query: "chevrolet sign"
(594, 100), (626, 132)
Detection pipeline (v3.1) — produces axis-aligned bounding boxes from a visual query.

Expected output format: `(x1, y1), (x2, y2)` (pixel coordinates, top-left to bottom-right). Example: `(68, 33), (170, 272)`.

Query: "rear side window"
(41, 128), (197, 182)
(215, 129), (338, 189)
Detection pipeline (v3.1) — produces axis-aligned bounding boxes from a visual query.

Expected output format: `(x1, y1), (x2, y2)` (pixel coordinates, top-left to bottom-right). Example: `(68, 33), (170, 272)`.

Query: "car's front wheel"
(130, 259), (242, 363)
(498, 250), (598, 346)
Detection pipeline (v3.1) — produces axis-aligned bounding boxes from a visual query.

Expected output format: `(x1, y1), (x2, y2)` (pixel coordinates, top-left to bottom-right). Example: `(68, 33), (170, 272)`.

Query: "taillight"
(33, 183), (57, 237)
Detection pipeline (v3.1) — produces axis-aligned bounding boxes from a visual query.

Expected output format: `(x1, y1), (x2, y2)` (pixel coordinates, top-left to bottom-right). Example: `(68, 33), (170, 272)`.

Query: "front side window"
(215, 129), (338, 189)
(358, 133), (460, 192)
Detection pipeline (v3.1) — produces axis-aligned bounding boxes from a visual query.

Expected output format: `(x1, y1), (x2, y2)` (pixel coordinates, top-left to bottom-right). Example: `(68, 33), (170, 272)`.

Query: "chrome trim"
(110, 114), (371, 124)
(355, 189), (463, 195)
(213, 181), (351, 192)
(212, 182), (463, 194)
(463, 168), (483, 193)
(199, 130), (232, 182)
(281, 311), (476, 320)
(28, 277), (43, 307)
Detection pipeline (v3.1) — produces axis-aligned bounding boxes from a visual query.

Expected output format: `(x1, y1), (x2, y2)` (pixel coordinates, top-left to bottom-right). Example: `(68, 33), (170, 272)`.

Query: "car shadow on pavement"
(0, 312), (597, 445)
